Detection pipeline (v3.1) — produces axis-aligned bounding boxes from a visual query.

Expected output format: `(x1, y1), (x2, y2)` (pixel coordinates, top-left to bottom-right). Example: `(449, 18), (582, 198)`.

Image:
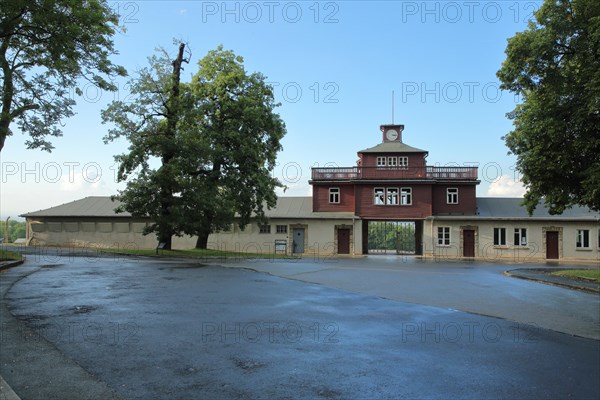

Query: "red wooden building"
(310, 124), (479, 255)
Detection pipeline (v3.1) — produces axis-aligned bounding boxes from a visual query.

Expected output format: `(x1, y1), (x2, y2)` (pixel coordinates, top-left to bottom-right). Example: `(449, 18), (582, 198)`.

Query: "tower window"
(400, 188), (412, 205)
(447, 188), (458, 204)
(329, 187), (340, 203)
(386, 188), (399, 205)
(374, 188), (385, 205)
(399, 157), (408, 169)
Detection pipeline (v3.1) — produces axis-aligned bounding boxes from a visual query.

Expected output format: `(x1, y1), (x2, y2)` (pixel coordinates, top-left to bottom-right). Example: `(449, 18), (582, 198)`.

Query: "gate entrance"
(367, 221), (416, 255)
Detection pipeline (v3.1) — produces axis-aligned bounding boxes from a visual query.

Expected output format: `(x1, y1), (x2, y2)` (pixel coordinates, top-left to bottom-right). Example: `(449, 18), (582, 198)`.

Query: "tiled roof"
(21, 196), (599, 221)
(21, 196), (356, 220)
(474, 197), (599, 220)
(21, 196), (130, 218)
(358, 142), (428, 154)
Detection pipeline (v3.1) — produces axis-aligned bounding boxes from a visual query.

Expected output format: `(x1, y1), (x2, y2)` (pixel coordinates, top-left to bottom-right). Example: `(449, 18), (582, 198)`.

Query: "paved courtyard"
(1, 254), (599, 399)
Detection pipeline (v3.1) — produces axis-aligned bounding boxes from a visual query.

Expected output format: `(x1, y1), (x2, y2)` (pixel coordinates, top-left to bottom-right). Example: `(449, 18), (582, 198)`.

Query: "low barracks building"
(21, 124), (600, 263)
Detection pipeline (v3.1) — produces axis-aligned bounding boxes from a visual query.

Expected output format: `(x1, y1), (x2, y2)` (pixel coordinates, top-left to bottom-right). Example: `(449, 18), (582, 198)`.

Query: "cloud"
(59, 173), (108, 193)
(486, 175), (526, 197)
(275, 182), (312, 197)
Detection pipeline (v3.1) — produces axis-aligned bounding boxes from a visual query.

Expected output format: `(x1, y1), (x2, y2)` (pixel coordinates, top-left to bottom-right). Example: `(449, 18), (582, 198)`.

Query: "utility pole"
(4, 216), (9, 243)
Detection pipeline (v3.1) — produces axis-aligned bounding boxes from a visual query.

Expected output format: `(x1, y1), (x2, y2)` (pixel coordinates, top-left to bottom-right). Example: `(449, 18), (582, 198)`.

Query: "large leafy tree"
(103, 44), (286, 249)
(102, 43), (191, 249)
(0, 0), (126, 152)
(497, 0), (600, 214)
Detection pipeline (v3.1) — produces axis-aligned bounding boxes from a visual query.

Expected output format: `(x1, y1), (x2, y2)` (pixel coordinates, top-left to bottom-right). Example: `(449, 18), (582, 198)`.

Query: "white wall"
(27, 217), (363, 256)
(174, 218), (362, 256)
(423, 218), (600, 263)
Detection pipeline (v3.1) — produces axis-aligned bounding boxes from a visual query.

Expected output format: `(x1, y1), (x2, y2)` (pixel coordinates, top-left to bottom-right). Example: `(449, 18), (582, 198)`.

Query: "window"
(437, 227), (450, 246)
(329, 187), (340, 203)
(374, 188), (385, 205)
(276, 225), (287, 234)
(259, 224), (271, 234)
(377, 157), (386, 167)
(387, 157), (397, 167)
(493, 228), (506, 246)
(514, 228), (527, 246)
(400, 188), (412, 205)
(399, 157), (408, 169)
(447, 188), (458, 204)
(576, 229), (590, 248)
(386, 188), (399, 205)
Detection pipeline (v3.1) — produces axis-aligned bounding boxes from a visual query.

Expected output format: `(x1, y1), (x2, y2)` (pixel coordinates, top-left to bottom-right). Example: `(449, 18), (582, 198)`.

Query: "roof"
(430, 197), (599, 221)
(21, 196), (599, 221)
(21, 196), (356, 220)
(21, 196), (130, 218)
(475, 197), (599, 220)
(358, 141), (428, 154)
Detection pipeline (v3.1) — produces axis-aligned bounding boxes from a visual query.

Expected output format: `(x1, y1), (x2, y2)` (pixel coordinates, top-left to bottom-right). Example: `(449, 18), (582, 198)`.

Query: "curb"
(0, 258), (24, 272)
(0, 375), (21, 400)
(504, 269), (600, 294)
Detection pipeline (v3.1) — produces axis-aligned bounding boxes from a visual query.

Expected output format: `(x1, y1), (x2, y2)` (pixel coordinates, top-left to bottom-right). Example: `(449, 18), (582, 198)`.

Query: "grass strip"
(0, 249), (22, 262)
(551, 269), (600, 282)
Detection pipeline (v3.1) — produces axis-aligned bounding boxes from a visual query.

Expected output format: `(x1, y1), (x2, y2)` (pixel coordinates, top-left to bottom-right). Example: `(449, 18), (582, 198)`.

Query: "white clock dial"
(386, 129), (398, 141)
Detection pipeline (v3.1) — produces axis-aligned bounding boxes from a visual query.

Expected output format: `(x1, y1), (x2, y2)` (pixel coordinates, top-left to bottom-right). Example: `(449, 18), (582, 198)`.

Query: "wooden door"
(338, 229), (350, 254)
(463, 229), (475, 257)
(546, 231), (559, 259)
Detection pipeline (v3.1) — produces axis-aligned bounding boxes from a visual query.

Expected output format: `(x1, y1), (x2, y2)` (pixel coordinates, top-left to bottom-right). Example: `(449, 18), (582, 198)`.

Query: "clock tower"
(381, 124), (404, 142)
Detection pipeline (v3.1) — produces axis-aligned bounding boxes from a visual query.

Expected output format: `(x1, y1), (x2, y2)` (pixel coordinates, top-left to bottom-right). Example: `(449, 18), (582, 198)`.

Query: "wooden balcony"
(311, 166), (478, 181)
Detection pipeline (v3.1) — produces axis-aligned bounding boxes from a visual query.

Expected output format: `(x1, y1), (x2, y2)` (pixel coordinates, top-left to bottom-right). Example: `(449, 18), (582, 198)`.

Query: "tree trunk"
(195, 232), (209, 249)
(155, 43), (188, 249)
(159, 234), (172, 250)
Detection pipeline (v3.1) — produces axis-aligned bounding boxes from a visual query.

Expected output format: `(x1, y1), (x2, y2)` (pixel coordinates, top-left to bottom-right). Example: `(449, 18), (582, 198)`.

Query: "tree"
(102, 42), (191, 249)
(102, 44), (286, 249)
(0, 220), (26, 242)
(0, 0), (126, 152)
(497, 0), (600, 214)
(180, 46), (286, 248)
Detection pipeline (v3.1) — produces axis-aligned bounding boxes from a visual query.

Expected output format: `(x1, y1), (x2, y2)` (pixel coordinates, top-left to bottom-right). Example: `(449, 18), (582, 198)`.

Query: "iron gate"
(367, 221), (416, 254)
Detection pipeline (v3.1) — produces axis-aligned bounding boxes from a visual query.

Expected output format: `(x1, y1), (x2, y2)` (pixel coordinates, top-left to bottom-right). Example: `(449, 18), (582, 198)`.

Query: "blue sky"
(0, 0), (541, 219)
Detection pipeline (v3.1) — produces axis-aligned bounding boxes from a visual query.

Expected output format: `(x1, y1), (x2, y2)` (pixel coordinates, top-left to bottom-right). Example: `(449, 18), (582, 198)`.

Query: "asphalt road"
(1, 254), (599, 399)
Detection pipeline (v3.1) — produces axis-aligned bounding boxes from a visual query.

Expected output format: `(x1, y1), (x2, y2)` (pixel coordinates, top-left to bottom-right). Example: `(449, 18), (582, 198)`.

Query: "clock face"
(386, 129), (399, 141)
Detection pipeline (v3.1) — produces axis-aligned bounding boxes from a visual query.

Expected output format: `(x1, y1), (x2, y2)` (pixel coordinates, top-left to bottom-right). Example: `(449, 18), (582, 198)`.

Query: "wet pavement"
(1, 255), (599, 399)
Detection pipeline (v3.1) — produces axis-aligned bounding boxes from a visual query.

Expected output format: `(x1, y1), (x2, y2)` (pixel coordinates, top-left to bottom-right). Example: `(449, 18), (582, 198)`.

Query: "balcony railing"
(311, 166), (478, 181)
